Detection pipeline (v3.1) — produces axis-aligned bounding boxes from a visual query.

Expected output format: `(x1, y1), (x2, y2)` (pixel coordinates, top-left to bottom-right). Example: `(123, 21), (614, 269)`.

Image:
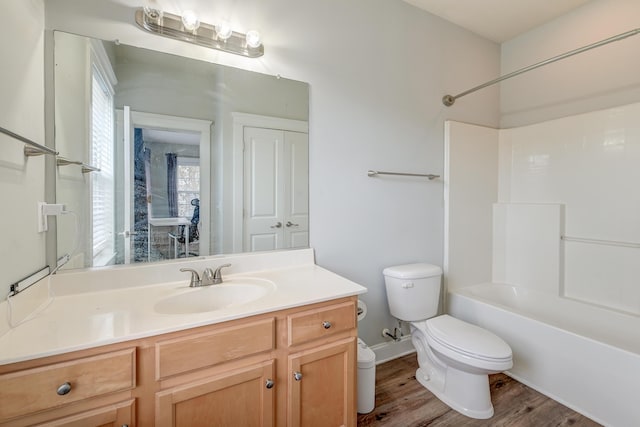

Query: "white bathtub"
(448, 283), (640, 427)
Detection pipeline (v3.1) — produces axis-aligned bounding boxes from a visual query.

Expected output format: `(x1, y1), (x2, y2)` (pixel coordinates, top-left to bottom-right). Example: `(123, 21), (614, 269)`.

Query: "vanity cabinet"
(284, 301), (357, 427)
(0, 296), (357, 427)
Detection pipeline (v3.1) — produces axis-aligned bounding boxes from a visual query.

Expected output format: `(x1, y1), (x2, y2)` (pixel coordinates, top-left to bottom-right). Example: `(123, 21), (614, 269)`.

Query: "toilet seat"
(420, 315), (512, 369)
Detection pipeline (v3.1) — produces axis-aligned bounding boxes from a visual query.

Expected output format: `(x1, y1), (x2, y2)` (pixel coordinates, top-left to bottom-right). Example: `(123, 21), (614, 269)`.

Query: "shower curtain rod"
(442, 27), (640, 107)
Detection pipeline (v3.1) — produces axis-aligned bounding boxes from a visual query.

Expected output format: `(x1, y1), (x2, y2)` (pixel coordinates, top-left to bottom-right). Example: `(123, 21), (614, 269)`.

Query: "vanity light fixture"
(134, 8), (264, 58)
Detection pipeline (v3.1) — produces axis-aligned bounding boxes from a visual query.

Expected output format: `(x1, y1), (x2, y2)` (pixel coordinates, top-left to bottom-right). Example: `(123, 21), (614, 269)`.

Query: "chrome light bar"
(134, 8), (264, 58)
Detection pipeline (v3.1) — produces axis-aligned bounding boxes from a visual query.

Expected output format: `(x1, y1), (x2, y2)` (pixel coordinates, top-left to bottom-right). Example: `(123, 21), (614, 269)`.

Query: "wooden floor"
(357, 354), (601, 427)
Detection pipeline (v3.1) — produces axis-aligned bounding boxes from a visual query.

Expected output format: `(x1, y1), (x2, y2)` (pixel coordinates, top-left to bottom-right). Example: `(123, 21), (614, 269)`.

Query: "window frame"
(88, 41), (117, 266)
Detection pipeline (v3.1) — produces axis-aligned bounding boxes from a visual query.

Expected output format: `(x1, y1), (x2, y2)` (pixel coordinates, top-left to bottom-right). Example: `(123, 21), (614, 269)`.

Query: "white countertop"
(0, 249), (366, 365)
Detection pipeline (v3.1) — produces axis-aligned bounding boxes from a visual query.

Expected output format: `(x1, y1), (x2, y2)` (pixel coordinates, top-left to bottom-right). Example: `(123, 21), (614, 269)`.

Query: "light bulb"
(181, 10), (200, 31)
(215, 21), (233, 40)
(245, 30), (261, 48)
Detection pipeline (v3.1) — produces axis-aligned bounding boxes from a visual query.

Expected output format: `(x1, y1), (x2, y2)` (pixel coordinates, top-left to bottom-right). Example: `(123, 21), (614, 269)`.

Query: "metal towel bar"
(0, 125), (58, 156)
(367, 170), (440, 180)
(57, 157), (101, 173)
(8, 266), (51, 297)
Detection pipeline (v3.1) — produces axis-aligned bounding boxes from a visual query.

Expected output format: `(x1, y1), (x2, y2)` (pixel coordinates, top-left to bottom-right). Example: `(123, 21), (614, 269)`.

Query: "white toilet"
(383, 263), (512, 419)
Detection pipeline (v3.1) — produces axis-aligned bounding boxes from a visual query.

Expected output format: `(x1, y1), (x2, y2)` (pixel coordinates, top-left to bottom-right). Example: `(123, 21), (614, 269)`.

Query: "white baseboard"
(368, 335), (416, 365)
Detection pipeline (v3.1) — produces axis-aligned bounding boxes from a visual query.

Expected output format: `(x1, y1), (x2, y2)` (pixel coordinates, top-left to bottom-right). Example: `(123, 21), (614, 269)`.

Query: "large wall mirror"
(54, 31), (309, 270)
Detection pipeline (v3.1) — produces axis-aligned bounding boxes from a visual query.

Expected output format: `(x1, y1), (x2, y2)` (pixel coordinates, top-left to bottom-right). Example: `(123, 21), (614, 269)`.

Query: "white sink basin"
(154, 278), (276, 315)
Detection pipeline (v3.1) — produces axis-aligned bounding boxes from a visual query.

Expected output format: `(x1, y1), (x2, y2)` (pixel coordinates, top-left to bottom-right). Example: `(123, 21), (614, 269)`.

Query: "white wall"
(41, 0), (501, 350)
(0, 0), (46, 296)
(501, 0), (640, 128)
(53, 31), (91, 269)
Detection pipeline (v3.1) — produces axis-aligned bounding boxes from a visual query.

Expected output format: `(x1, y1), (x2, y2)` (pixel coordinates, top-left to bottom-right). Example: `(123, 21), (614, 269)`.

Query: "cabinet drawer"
(36, 399), (135, 427)
(156, 317), (275, 380)
(0, 348), (136, 421)
(287, 301), (356, 346)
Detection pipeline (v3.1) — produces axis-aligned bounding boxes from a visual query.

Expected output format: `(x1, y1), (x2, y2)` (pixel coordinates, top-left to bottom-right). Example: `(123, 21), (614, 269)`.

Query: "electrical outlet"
(38, 202), (66, 232)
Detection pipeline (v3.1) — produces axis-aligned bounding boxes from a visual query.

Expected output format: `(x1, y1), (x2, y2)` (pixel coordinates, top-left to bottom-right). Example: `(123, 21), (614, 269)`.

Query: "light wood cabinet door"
(287, 337), (356, 427)
(155, 360), (275, 427)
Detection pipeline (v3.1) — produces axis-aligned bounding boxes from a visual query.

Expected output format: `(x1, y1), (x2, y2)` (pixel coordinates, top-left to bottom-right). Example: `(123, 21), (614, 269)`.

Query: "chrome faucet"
(201, 268), (216, 286)
(180, 268), (203, 287)
(180, 264), (231, 287)
(212, 263), (232, 284)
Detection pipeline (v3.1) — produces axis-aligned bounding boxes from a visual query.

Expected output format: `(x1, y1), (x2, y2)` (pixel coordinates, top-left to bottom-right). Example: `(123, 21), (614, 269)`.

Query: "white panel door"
(243, 127), (309, 252)
(244, 127), (284, 251)
(283, 131), (309, 248)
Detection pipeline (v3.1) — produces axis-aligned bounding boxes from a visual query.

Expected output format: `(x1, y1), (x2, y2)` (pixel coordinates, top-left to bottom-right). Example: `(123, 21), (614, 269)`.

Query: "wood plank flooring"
(357, 354), (601, 427)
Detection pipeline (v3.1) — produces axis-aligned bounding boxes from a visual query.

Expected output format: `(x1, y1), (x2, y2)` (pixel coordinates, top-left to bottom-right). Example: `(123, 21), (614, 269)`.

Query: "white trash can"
(357, 338), (376, 414)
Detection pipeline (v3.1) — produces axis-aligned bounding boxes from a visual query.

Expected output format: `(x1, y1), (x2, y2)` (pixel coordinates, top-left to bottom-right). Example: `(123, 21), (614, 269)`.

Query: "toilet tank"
(383, 263), (443, 322)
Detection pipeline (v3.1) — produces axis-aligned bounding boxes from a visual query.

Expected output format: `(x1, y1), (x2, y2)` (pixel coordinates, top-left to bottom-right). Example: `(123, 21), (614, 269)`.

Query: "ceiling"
(402, 0), (593, 43)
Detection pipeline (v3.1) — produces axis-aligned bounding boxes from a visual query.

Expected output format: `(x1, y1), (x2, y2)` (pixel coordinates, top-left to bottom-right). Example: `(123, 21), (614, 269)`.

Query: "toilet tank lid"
(383, 263), (442, 279)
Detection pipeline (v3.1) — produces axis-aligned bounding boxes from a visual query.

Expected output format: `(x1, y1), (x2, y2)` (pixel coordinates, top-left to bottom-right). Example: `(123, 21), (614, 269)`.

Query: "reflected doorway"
(115, 109), (211, 264)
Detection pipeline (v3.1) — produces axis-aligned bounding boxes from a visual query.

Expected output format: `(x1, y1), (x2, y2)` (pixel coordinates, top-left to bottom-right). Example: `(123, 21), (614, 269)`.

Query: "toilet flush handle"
(402, 282), (414, 289)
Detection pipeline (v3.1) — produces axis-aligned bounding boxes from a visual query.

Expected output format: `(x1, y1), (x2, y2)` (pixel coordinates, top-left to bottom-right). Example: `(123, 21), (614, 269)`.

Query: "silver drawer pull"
(265, 379), (274, 389)
(56, 382), (72, 396)
(322, 321), (332, 329)
(270, 222), (282, 228)
(293, 371), (303, 381)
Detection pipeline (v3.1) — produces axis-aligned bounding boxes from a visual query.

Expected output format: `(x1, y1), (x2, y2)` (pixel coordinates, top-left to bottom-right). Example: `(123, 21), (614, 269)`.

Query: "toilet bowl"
(383, 263), (512, 419)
